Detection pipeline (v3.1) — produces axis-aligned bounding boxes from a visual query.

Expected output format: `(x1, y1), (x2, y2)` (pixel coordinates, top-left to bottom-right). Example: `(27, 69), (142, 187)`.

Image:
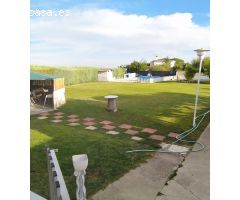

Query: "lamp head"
(72, 154), (88, 175)
(194, 48), (210, 58)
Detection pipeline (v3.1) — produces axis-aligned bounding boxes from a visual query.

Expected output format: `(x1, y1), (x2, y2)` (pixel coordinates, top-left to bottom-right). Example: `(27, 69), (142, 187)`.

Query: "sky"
(30, 0), (210, 67)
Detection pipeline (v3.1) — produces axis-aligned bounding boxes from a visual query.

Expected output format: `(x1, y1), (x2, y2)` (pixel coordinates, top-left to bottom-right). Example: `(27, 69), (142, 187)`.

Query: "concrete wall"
(124, 73), (137, 79)
(193, 73), (210, 81)
(53, 88), (66, 109)
(98, 70), (114, 81)
(149, 76), (176, 83)
(176, 71), (210, 81)
(139, 75), (177, 83)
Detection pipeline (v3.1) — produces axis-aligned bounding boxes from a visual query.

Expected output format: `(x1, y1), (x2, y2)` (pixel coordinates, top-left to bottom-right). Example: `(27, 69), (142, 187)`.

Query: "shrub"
(30, 66), (98, 85)
(113, 67), (126, 79)
(126, 60), (148, 73)
(185, 66), (197, 81)
(151, 64), (171, 71)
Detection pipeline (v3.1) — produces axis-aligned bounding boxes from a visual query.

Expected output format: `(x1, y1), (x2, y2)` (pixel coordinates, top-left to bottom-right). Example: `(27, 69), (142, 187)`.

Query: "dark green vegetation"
(30, 66), (98, 85)
(124, 57), (210, 80)
(31, 82), (210, 199)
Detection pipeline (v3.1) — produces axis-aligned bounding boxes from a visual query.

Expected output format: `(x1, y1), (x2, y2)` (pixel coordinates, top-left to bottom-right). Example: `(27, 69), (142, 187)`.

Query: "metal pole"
(192, 56), (204, 127)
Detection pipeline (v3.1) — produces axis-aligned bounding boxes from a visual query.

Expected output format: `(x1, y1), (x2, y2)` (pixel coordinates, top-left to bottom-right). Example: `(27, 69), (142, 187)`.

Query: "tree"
(113, 67), (126, 78)
(152, 64), (171, 71)
(172, 58), (185, 70)
(126, 60), (148, 73)
(185, 66), (197, 81)
(191, 58), (200, 69)
(203, 57), (210, 78)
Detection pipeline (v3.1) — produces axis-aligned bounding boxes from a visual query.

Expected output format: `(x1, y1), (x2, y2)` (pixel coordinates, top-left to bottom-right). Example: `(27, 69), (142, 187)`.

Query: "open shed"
(30, 72), (66, 109)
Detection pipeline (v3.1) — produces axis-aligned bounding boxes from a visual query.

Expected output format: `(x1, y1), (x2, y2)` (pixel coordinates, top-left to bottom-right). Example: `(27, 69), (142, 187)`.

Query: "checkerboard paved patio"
(36, 111), (180, 144)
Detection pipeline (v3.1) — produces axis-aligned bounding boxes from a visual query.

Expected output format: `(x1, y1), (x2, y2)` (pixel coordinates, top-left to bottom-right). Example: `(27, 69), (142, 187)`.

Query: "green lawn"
(30, 82), (210, 199)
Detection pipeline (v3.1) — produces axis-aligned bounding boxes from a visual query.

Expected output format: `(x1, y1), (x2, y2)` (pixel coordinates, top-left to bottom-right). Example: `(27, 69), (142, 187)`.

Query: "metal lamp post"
(192, 48), (210, 127)
(72, 154), (88, 200)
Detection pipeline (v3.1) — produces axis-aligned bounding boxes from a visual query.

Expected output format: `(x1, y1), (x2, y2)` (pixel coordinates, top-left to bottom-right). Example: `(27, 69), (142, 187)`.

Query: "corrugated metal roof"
(30, 72), (62, 80)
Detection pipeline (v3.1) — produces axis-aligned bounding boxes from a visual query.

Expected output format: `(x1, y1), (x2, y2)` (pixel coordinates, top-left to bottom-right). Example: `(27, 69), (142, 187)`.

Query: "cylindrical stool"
(104, 95), (118, 112)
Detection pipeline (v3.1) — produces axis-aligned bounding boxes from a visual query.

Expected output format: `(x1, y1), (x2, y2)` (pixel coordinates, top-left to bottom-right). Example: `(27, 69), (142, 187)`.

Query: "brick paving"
(119, 124), (133, 129)
(106, 131), (119, 135)
(168, 132), (179, 138)
(149, 135), (166, 141)
(51, 119), (62, 123)
(100, 120), (113, 125)
(36, 111), (182, 143)
(67, 123), (80, 126)
(142, 128), (157, 134)
(83, 121), (96, 126)
(37, 116), (48, 120)
(125, 129), (139, 135)
(67, 118), (79, 123)
(102, 125), (116, 130)
(131, 136), (143, 141)
(85, 126), (97, 130)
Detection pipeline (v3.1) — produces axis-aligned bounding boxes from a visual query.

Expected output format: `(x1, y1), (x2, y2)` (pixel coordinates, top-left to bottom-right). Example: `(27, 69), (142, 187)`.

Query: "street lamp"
(72, 154), (88, 200)
(192, 48), (210, 127)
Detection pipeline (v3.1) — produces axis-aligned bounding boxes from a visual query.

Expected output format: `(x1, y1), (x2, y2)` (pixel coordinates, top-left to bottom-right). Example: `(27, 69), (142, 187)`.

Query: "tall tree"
(203, 57), (210, 78)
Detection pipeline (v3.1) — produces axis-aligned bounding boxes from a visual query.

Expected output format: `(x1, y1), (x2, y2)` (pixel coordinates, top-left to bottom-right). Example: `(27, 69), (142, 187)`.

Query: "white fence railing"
(46, 146), (70, 200)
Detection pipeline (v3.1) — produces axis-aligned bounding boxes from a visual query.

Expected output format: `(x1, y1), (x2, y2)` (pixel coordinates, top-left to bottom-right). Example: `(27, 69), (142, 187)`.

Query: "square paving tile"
(100, 120), (113, 125)
(39, 112), (50, 116)
(125, 129), (139, 135)
(102, 125), (116, 130)
(51, 119), (62, 123)
(83, 117), (95, 121)
(68, 114), (78, 118)
(83, 121), (96, 126)
(168, 144), (189, 154)
(67, 123), (80, 126)
(37, 116), (48, 120)
(142, 128), (157, 134)
(159, 142), (171, 149)
(85, 126), (97, 130)
(131, 136), (143, 141)
(106, 131), (119, 135)
(67, 118), (79, 123)
(118, 124), (133, 129)
(54, 112), (64, 116)
(149, 135), (166, 141)
(168, 132), (179, 138)
(54, 115), (64, 119)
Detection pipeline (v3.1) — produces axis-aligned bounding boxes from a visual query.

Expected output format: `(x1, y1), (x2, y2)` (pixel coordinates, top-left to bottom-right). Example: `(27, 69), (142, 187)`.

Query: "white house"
(150, 56), (176, 68)
(98, 68), (114, 81)
(124, 73), (137, 79)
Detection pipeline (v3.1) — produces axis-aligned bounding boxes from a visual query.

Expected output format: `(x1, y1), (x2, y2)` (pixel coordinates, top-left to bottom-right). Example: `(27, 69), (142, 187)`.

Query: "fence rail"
(46, 146), (70, 200)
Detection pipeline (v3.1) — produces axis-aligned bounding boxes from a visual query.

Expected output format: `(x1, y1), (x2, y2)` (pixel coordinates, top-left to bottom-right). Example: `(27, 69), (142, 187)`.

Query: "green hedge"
(113, 68), (126, 78)
(30, 66), (98, 85)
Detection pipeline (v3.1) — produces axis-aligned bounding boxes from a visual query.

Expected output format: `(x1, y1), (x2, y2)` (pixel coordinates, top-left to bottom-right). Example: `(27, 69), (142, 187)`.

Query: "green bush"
(151, 64), (171, 71)
(113, 67), (126, 78)
(185, 66), (197, 81)
(30, 66), (98, 85)
(126, 60), (148, 73)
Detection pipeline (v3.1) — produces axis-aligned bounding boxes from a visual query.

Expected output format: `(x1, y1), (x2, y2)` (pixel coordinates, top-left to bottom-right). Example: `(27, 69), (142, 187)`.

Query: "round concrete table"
(104, 95), (118, 112)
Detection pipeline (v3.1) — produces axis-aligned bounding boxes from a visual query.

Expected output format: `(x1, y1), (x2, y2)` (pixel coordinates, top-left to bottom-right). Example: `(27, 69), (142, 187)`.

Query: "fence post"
(45, 145), (70, 200)
(72, 154), (88, 200)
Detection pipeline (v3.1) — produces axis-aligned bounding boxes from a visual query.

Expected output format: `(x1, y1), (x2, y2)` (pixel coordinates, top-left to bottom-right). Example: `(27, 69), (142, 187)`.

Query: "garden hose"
(126, 110), (210, 154)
